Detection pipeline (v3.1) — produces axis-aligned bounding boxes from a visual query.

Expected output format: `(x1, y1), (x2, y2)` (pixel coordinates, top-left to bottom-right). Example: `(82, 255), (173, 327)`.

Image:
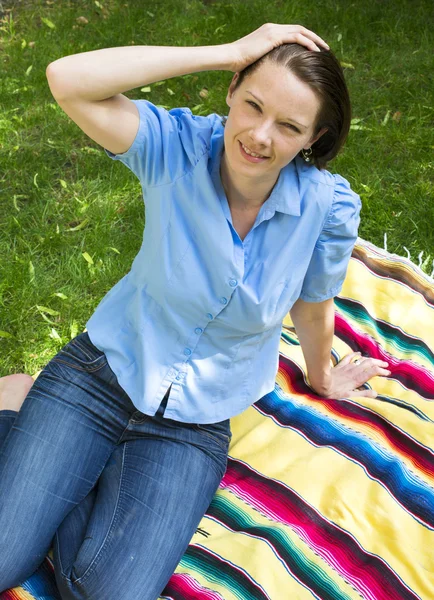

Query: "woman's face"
(224, 62), (327, 178)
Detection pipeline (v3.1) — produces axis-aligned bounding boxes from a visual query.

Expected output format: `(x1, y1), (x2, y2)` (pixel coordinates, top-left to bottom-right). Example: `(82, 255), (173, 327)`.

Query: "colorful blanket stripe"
(2, 237), (433, 599)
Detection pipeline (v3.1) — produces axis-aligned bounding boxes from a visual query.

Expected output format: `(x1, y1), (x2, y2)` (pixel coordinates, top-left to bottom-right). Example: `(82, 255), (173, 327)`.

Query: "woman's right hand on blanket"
(227, 23), (330, 73)
(313, 352), (392, 400)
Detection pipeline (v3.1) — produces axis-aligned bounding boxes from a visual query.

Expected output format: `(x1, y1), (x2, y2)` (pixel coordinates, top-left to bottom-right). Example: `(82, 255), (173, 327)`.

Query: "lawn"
(0, 0), (433, 375)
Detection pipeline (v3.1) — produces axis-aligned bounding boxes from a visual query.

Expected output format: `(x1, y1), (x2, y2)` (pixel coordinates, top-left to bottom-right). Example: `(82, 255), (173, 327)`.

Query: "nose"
(249, 124), (272, 151)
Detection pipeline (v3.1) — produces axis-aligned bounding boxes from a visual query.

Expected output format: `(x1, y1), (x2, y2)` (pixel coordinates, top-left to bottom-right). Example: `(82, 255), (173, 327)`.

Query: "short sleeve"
(299, 173), (362, 302)
(104, 99), (211, 187)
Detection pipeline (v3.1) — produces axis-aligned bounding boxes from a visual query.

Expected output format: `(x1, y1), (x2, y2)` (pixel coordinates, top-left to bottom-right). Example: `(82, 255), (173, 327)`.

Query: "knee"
(0, 373), (35, 412)
(0, 545), (48, 593)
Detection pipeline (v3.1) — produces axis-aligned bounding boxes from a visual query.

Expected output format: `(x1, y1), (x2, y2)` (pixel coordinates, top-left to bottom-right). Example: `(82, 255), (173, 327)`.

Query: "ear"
(304, 126), (328, 149)
(226, 72), (240, 107)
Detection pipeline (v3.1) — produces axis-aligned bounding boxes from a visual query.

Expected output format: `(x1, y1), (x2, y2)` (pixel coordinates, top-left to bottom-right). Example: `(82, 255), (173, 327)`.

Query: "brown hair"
(221, 43), (352, 170)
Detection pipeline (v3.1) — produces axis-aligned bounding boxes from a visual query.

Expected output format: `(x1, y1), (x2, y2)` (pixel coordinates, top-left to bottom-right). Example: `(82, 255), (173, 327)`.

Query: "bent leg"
(0, 335), (133, 592)
(0, 409), (19, 446)
(0, 373), (34, 412)
(54, 415), (229, 600)
(0, 373), (35, 443)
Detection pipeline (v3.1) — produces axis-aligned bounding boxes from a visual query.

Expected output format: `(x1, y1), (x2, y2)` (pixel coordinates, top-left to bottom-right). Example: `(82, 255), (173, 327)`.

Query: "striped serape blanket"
(2, 236), (433, 600)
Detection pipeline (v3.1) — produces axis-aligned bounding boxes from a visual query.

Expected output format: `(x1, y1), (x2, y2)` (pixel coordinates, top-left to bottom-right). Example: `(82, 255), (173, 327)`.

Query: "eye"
(284, 123), (300, 133)
(247, 100), (260, 111)
(246, 101), (300, 133)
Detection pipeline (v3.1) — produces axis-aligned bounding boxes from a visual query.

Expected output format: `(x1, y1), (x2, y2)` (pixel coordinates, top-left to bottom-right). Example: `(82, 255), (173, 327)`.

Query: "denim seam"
(0, 410), (18, 418)
(195, 424), (230, 442)
(55, 524), (65, 576)
(55, 444), (120, 581)
(71, 336), (106, 363)
(70, 337), (95, 361)
(51, 357), (108, 373)
(130, 413), (149, 425)
(72, 443), (128, 585)
(193, 426), (230, 451)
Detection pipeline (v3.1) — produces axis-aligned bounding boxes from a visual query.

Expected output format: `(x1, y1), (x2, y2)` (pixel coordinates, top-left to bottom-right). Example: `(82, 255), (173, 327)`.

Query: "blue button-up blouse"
(85, 99), (362, 424)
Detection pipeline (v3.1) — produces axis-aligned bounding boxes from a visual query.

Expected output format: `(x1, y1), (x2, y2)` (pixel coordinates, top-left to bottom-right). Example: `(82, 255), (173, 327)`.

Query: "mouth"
(238, 140), (270, 163)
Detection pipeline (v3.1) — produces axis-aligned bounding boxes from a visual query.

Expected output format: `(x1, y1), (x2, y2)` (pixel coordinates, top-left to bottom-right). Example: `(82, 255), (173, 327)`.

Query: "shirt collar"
(210, 118), (301, 217)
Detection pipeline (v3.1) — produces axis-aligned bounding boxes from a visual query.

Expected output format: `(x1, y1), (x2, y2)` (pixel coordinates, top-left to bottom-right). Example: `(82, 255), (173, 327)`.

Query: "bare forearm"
(290, 299), (335, 393)
(46, 44), (235, 101)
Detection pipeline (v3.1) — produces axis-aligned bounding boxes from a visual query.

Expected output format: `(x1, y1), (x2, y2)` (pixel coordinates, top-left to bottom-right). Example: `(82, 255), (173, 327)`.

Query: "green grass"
(1, 0), (433, 376)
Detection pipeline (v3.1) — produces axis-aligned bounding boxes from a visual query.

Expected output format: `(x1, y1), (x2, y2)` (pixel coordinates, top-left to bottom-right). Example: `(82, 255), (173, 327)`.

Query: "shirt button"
(176, 374), (181, 380)
(183, 348), (192, 356)
(194, 327), (203, 334)
(220, 297), (228, 305)
(206, 313), (213, 320)
(229, 279), (238, 287)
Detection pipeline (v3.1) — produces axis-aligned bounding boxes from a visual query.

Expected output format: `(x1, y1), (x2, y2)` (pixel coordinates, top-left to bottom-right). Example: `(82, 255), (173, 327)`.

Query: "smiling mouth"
(239, 141), (270, 159)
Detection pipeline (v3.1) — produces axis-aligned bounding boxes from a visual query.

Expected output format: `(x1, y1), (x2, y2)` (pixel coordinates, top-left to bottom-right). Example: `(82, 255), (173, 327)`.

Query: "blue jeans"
(0, 332), (232, 599)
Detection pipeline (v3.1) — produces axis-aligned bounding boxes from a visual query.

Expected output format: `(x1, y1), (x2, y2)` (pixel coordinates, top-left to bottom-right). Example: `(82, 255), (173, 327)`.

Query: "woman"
(0, 23), (390, 598)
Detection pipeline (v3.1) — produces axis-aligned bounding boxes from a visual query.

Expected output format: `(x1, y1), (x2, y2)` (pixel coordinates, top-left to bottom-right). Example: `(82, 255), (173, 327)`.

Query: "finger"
(359, 357), (390, 368)
(378, 367), (392, 376)
(294, 32), (321, 51)
(376, 359), (390, 368)
(338, 351), (362, 366)
(362, 358), (390, 368)
(296, 25), (330, 49)
(362, 364), (391, 378)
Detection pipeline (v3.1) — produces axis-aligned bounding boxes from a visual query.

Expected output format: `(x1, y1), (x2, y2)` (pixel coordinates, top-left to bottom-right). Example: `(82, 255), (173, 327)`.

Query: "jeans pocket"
(52, 332), (108, 372)
(193, 420), (232, 450)
(129, 411), (150, 425)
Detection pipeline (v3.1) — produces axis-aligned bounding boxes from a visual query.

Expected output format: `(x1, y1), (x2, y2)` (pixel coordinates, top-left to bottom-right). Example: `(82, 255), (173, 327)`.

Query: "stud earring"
(302, 147), (313, 162)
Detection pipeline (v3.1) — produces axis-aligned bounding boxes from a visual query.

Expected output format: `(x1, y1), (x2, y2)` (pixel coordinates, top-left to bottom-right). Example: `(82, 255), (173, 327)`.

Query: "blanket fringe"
(383, 232), (434, 279)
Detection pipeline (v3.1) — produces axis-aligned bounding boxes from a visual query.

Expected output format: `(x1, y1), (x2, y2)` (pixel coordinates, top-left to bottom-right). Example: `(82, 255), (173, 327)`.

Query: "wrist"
(215, 43), (240, 72)
(307, 369), (332, 395)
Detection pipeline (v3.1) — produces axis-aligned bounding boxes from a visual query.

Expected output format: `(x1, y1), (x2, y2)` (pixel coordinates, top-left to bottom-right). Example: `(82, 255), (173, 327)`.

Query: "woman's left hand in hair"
(228, 23), (330, 73)
(308, 352), (392, 399)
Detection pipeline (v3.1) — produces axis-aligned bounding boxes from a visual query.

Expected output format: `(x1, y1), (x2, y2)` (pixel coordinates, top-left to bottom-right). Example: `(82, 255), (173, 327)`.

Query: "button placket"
(234, 241), (245, 274)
